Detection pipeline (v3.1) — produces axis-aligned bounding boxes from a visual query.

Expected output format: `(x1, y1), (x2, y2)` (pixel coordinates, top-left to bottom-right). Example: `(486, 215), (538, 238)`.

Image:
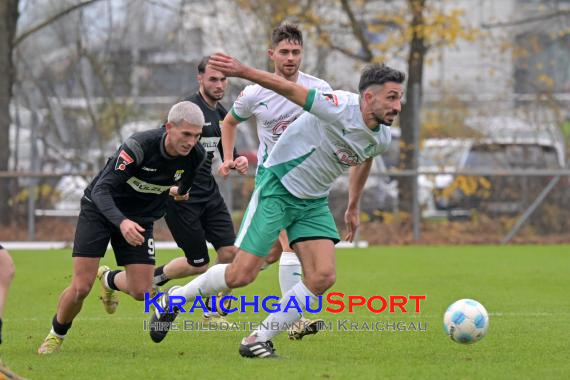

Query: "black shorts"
(72, 198), (156, 266)
(165, 190), (235, 267)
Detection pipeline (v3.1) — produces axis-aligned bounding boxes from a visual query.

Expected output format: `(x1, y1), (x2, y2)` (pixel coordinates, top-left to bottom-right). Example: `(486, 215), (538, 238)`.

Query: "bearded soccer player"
(219, 23), (332, 340)
(149, 53), (405, 358)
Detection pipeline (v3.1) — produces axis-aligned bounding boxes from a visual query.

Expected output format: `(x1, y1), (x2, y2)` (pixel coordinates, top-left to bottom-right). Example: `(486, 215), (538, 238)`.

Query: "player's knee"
(216, 246), (237, 264)
(180, 261), (208, 276)
(305, 271), (336, 295)
(265, 248), (281, 265)
(225, 271), (256, 288)
(193, 264), (208, 274)
(72, 282), (93, 300)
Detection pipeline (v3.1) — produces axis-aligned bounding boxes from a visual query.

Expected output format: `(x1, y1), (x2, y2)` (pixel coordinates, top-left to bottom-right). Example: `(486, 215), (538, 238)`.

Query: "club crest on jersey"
(174, 170), (184, 181)
(115, 150), (134, 171)
(322, 93), (339, 106)
(364, 143), (377, 157)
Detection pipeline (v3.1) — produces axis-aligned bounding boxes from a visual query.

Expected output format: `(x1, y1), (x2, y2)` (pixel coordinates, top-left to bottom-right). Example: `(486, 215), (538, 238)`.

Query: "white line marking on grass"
(18, 317), (147, 322)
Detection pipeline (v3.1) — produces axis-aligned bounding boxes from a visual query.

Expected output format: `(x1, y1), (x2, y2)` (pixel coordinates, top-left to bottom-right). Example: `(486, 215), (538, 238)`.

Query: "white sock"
(50, 328), (66, 339)
(279, 252), (302, 296)
(254, 281), (318, 341)
(171, 264), (229, 301)
(102, 271), (112, 290)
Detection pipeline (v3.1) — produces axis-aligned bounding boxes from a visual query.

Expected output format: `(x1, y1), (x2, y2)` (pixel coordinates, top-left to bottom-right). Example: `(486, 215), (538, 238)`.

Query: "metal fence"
(1, 169), (569, 246)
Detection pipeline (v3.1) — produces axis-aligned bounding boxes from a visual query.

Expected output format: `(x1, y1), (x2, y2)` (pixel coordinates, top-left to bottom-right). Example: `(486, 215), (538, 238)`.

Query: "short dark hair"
(197, 56), (210, 74)
(271, 23), (303, 47)
(358, 63), (406, 93)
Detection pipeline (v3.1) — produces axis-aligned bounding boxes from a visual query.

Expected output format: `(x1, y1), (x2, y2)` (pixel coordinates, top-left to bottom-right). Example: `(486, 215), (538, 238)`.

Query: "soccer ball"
(443, 299), (489, 344)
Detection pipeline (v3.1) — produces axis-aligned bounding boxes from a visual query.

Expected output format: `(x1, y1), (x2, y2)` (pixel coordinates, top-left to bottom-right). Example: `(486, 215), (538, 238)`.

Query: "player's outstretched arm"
(344, 158), (374, 242)
(209, 53), (309, 108)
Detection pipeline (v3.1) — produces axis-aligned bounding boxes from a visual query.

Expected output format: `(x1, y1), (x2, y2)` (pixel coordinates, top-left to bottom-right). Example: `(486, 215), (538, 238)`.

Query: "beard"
(279, 64), (298, 76)
(204, 89), (223, 102)
(375, 112), (398, 126)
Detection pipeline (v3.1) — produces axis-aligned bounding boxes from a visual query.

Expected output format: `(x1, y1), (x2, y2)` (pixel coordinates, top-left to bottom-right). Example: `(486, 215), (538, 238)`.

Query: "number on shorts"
(148, 238), (155, 256)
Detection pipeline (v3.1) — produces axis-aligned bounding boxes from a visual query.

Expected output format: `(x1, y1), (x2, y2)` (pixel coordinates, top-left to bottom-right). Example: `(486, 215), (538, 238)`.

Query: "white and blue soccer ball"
(443, 299), (489, 344)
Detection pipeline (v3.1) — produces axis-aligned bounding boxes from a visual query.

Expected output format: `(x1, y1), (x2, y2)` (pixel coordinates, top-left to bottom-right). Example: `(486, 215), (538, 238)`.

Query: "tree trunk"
(399, 0), (426, 214)
(0, 0), (19, 225)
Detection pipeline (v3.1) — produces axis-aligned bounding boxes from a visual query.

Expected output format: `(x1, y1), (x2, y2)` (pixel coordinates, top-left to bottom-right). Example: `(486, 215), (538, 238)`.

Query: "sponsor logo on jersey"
(174, 170), (184, 182)
(142, 166), (157, 172)
(115, 150), (134, 171)
(272, 120), (290, 136)
(199, 136), (220, 152)
(126, 177), (171, 194)
(322, 93), (339, 106)
(334, 145), (360, 166)
(264, 113), (293, 133)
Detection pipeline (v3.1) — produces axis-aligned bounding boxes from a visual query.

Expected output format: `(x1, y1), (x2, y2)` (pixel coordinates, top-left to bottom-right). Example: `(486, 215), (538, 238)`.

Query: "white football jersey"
(263, 89), (392, 199)
(230, 71), (332, 167)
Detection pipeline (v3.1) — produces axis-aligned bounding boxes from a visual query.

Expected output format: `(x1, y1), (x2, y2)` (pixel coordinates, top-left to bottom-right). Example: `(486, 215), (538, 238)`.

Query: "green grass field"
(2, 245), (569, 379)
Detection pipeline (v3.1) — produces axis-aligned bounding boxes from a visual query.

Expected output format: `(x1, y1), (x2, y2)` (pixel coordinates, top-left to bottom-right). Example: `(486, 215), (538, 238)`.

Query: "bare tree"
(0, 0), (102, 225)
(398, 0), (426, 213)
(0, 0), (19, 225)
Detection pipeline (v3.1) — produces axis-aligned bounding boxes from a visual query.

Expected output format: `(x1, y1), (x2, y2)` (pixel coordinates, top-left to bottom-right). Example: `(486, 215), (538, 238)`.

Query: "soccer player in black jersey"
(38, 101), (207, 355)
(98, 57), (249, 322)
(156, 57), (248, 321)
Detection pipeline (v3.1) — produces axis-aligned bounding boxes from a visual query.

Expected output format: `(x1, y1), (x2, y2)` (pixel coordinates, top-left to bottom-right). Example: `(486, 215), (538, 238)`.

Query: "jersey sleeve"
(177, 143), (207, 195)
(317, 80), (333, 93)
(229, 86), (255, 122)
(90, 137), (144, 227)
(303, 89), (349, 125)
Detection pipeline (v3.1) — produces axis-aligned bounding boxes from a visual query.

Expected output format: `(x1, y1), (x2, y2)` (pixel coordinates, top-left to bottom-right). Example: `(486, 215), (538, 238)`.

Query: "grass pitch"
(2, 245), (569, 379)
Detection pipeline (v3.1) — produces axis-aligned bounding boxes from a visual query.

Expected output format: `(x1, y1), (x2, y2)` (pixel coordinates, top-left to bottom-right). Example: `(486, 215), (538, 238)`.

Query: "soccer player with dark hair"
(149, 54), (405, 358)
(219, 23), (332, 340)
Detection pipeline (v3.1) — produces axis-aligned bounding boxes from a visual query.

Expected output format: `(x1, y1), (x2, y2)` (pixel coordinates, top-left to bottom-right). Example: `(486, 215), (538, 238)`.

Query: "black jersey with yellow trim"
(84, 127), (206, 227)
(182, 92), (238, 202)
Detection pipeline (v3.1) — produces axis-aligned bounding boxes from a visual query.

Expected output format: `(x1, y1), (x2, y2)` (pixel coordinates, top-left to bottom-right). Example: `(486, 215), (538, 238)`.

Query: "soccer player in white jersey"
(219, 24), (332, 340)
(149, 53), (405, 358)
